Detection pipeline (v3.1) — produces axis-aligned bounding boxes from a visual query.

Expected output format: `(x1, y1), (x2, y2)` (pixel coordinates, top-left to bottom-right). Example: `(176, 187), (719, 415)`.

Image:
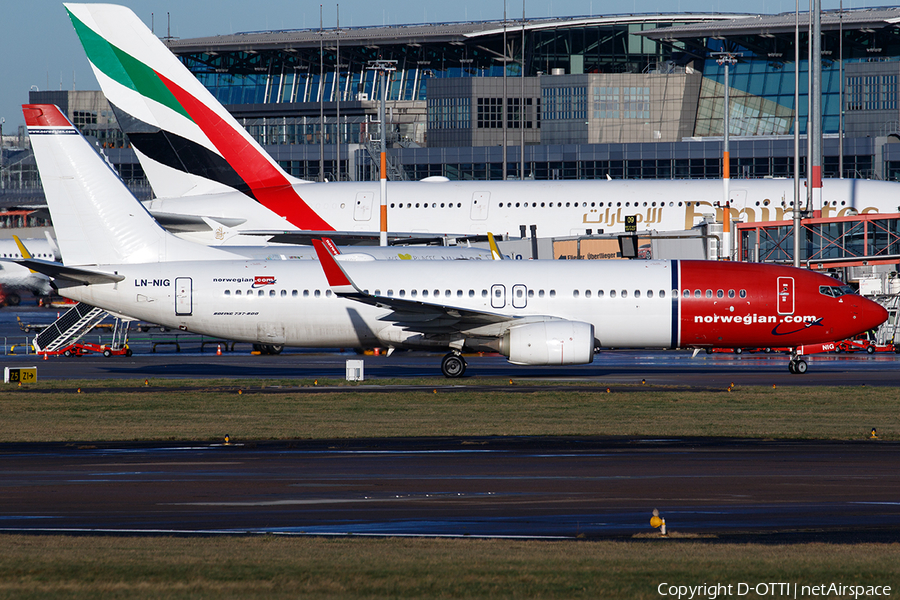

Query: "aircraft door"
(471, 192), (490, 220)
(776, 277), (794, 315)
(175, 277), (192, 316)
(512, 284), (527, 309)
(354, 192), (374, 221)
(491, 284), (506, 309)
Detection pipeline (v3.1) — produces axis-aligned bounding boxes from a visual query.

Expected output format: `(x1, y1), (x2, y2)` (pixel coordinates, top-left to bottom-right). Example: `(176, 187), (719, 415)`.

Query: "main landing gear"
(788, 354), (808, 374)
(441, 351), (467, 378)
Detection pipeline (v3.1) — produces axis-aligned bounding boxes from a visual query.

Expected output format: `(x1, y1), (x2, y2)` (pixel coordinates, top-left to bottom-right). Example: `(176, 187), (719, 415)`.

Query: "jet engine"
(500, 321), (595, 365)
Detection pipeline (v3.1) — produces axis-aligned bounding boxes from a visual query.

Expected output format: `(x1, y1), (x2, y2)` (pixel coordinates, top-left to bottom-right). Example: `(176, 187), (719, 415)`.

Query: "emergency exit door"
(776, 277), (794, 315)
(175, 277), (192, 316)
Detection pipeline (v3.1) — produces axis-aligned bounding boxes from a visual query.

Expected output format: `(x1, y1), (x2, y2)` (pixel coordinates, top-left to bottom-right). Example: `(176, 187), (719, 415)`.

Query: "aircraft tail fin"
(64, 3), (334, 231)
(23, 104), (226, 267)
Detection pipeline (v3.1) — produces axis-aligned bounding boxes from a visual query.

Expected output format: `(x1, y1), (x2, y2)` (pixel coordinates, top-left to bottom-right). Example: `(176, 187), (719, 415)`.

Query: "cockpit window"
(819, 285), (855, 298)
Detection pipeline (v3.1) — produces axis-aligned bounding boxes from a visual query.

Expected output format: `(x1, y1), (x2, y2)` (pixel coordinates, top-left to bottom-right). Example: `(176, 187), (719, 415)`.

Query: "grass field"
(2, 378), (898, 598)
(0, 378), (896, 442)
(0, 536), (898, 600)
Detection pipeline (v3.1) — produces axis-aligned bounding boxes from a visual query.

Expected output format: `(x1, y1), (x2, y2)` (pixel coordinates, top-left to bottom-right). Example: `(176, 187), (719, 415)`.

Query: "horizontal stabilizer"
(7, 258), (125, 285)
(148, 211), (247, 233)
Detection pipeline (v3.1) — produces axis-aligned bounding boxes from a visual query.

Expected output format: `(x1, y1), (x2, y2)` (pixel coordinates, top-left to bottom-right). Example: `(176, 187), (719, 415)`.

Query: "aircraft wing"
(3, 258), (125, 285)
(311, 239), (515, 331)
(241, 230), (490, 246)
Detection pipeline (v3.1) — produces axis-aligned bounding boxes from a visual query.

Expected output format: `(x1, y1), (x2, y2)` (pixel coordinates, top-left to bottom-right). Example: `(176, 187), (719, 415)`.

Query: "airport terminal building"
(7, 7), (900, 199)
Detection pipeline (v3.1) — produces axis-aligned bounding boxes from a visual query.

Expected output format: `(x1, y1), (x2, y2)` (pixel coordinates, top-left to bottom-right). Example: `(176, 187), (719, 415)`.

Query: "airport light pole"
(793, 0), (801, 267)
(367, 59), (397, 246)
(713, 51), (740, 260)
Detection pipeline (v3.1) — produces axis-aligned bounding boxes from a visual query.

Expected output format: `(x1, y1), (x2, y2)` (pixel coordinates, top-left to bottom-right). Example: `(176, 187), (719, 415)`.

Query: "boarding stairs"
(873, 294), (900, 346)
(364, 139), (409, 181)
(33, 302), (109, 353)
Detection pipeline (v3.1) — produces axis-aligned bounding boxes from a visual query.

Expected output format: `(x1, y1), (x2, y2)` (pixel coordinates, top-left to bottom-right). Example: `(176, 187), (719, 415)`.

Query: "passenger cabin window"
(739, 290), (747, 298)
(224, 290), (231, 296)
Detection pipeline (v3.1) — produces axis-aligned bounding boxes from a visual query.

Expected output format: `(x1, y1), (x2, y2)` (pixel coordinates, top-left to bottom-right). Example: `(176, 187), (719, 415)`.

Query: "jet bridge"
(737, 212), (900, 269)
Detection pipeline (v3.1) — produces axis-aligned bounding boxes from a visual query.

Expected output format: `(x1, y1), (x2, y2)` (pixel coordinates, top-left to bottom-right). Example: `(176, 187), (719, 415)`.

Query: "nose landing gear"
(441, 352), (467, 378)
(788, 355), (808, 374)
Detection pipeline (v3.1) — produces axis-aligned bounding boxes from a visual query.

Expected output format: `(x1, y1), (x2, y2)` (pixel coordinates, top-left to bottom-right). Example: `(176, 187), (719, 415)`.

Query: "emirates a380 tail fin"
(64, 3), (334, 231)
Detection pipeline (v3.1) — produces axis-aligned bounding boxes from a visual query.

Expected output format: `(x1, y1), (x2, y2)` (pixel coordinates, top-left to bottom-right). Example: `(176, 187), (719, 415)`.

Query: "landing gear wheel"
(788, 359), (808, 374)
(441, 353), (466, 378)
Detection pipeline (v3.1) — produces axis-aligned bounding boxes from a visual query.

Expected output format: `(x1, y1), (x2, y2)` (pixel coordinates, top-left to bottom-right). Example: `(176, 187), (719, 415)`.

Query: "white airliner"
(0, 235), (57, 304)
(18, 103), (887, 376)
(66, 3), (900, 247)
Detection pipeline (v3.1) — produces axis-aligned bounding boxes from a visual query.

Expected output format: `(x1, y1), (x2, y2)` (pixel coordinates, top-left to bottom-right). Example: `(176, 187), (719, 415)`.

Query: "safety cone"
(216, 344), (222, 356)
(42, 353), (48, 361)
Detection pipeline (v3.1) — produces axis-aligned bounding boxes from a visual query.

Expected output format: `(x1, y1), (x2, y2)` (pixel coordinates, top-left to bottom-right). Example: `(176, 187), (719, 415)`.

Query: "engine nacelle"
(500, 321), (595, 365)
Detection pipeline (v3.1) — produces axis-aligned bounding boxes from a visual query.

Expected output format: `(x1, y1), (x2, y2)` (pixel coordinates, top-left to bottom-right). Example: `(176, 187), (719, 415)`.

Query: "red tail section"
(23, 105), (71, 127)
(156, 73), (335, 231)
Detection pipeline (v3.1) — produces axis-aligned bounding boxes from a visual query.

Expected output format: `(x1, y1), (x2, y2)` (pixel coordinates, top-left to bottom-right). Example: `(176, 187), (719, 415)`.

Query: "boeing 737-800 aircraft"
(17, 104), (887, 376)
(65, 3), (900, 248)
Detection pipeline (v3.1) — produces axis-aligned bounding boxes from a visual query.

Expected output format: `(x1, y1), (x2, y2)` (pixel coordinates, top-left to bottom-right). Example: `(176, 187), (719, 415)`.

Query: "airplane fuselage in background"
(58, 259), (884, 358)
(142, 177), (900, 243)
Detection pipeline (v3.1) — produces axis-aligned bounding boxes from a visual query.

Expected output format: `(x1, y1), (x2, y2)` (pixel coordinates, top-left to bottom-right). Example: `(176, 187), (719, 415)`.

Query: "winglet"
(487, 232), (505, 260)
(12, 235), (36, 273)
(312, 238), (357, 294)
(13, 236), (33, 260)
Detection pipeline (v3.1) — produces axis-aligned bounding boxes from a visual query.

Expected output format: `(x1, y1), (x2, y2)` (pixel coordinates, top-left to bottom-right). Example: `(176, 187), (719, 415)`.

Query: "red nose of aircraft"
(861, 296), (890, 332)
